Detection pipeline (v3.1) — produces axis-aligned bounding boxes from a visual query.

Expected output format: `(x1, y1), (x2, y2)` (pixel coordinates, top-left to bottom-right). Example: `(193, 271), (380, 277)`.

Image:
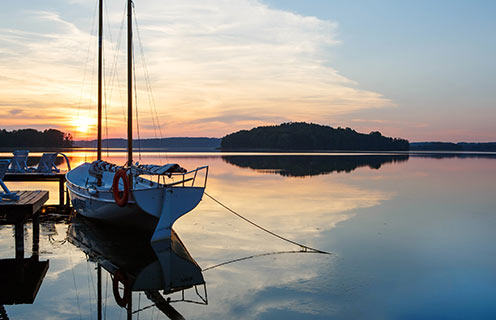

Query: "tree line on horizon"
(410, 142), (496, 152)
(221, 122), (410, 151)
(0, 128), (73, 148)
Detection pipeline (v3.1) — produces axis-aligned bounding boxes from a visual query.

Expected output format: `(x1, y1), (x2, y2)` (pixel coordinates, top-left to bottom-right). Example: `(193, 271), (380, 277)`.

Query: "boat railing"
(167, 165), (208, 189)
(136, 165), (208, 189)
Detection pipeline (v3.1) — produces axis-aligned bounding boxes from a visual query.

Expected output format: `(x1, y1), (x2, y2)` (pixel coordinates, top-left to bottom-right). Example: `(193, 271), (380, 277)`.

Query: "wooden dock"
(0, 191), (50, 307)
(4, 172), (68, 206)
(0, 190), (49, 224)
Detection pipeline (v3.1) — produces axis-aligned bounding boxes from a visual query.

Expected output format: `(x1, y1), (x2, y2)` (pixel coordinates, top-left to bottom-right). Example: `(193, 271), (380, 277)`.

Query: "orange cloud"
(0, 1), (393, 139)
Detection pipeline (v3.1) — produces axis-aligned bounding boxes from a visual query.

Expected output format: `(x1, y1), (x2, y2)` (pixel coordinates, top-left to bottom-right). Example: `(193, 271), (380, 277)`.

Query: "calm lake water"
(1, 151), (496, 319)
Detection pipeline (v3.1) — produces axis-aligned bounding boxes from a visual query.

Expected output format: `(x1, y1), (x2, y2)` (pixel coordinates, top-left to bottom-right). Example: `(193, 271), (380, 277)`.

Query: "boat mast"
(97, 0), (103, 161)
(127, 0), (133, 166)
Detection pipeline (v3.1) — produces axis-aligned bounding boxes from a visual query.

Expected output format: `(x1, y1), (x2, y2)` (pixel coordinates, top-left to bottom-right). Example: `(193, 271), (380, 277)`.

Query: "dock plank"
(4, 172), (67, 206)
(0, 190), (49, 224)
(19, 191), (39, 205)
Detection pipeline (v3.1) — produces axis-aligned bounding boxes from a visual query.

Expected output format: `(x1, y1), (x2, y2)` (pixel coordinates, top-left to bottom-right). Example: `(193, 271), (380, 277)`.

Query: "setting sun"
(71, 116), (95, 135)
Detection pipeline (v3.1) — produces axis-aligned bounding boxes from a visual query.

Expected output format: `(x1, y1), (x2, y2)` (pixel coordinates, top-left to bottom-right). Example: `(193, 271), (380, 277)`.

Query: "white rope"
(202, 250), (327, 272)
(204, 192), (330, 254)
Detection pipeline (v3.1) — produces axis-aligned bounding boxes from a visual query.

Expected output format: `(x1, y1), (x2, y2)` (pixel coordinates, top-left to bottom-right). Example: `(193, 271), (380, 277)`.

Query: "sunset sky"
(0, 0), (494, 142)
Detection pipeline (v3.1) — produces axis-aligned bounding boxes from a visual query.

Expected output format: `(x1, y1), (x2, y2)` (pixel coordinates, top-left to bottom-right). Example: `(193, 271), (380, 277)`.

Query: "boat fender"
(112, 269), (131, 308)
(112, 169), (129, 207)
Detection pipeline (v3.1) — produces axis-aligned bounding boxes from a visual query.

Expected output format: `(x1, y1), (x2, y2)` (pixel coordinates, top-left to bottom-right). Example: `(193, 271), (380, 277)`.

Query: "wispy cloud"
(0, 0), (393, 138)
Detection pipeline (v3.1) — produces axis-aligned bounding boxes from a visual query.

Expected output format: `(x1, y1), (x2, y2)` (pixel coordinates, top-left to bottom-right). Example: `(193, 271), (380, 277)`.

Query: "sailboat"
(66, 0), (208, 242)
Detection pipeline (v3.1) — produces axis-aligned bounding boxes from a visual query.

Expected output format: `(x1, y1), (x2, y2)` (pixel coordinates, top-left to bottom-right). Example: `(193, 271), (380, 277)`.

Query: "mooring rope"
(204, 192), (330, 254)
(202, 250), (325, 272)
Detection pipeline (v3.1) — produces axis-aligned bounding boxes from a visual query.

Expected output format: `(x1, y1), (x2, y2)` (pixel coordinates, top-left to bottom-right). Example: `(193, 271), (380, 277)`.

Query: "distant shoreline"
(1, 147), (495, 156)
(2, 137), (496, 153)
(3, 128), (494, 152)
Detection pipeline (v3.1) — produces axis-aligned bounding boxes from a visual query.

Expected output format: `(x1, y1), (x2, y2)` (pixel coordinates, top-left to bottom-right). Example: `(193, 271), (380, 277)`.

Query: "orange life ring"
(112, 169), (129, 207)
(112, 269), (131, 308)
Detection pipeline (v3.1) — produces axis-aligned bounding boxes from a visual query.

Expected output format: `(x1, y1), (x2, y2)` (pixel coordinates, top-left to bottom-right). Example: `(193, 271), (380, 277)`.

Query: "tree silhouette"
(0, 128), (73, 148)
(221, 122), (409, 151)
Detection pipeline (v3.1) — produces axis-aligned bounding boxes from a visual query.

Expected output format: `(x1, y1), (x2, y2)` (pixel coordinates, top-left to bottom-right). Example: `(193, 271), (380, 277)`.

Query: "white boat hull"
(66, 162), (207, 238)
(68, 185), (157, 231)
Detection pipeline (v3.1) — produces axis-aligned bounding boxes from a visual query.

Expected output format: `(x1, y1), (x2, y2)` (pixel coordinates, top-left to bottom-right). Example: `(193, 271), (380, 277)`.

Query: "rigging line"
(87, 47), (97, 161)
(133, 11), (159, 161)
(80, 0), (99, 163)
(133, 10), (168, 164)
(102, 31), (110, 158)
(86, 262), (95, 320)
(76, 0), (99, 123)
(130, 3), (142, 162)
(106, 1), (127, 123)
(104, 269), (109, 320)
(104, 91), (110, 158)
(135, 32), (158, 141)
(202, 250), (326, 272)
(133, 12), (159, 140)
(85, 5), (99, 162)
(136, 39), (161, 164)
(137, 292), (141, 320)
(103, 0), (120, 157)
(102, 0), (111, 158)
(132, 32), (142, 162)
(131, 302), (156, 314)
(204, 192), (331, 254)
(68, 251), (83, 320)
(102, 0), (122, 155)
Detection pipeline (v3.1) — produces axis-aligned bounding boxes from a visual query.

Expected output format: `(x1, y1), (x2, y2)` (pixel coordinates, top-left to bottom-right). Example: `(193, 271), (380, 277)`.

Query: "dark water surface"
(1, 151), (495, 319)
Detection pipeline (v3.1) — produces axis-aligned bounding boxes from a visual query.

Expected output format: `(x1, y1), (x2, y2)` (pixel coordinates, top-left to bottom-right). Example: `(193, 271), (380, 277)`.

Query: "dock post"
(66, 184), (70, 208)
(97, 264), (102, 320)
(32, 211), (40, 261)
(59, 177), (65, 206)
(14, 220), (25, 284)
(14, 221), (24, 260)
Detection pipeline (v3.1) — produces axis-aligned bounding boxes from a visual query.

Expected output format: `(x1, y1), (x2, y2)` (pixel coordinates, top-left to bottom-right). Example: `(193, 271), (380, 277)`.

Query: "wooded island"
(221, 122), (410, 151)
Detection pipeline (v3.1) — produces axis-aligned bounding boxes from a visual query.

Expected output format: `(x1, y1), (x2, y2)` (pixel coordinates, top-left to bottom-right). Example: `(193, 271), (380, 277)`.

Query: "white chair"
(32, 152), (71, 173)
(0, 160), (19, 202)
(7, 150), (29, 173)
(33, 153), (59, 173)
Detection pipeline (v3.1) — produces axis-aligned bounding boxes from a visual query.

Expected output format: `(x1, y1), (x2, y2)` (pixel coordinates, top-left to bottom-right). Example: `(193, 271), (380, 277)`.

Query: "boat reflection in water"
(67, 216), (207, 320)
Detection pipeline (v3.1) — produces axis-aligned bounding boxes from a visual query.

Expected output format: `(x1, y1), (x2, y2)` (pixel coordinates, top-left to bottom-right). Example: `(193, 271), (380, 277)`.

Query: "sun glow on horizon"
(71, 116), (96, 136)
(1, 1), (494, 141)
